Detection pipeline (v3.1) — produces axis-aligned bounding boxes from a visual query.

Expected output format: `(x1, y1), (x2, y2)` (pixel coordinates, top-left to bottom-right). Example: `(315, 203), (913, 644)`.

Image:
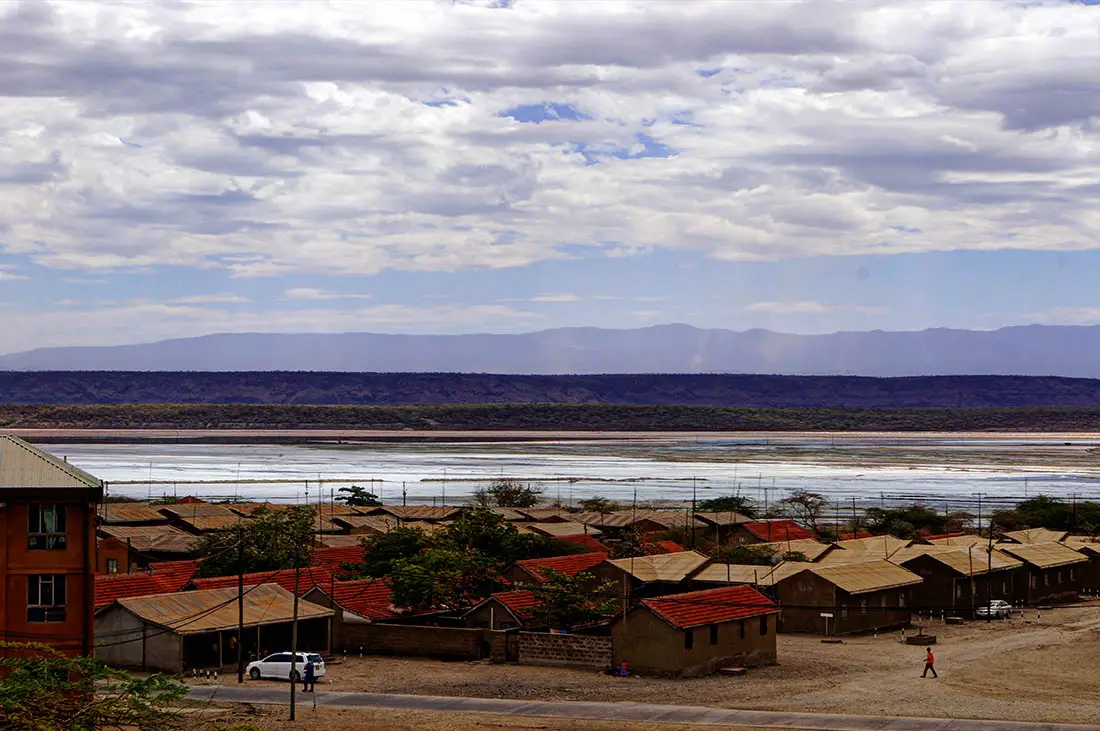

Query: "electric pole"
(237, 527), (245, 684)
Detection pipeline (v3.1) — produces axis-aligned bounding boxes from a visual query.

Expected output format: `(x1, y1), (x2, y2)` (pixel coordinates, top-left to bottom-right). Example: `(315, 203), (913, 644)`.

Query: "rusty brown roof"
(101, 504), (171, 524)
(160, 503), (238, 519)
(109, 583), (332, 635)
(1001, 528), (1069, 545)
(332, 514), (404, 533)
(927, 535), (988, 548)
(693, 511), (753, 528)
(834, 535), (911, 553)
(519, 522), (602, 538)
(892, 547), (1023, 576)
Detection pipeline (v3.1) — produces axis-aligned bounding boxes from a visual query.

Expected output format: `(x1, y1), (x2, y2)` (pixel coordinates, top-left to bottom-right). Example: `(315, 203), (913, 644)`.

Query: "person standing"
(922, 647), (937, 678)
(303, 658), (315, 692)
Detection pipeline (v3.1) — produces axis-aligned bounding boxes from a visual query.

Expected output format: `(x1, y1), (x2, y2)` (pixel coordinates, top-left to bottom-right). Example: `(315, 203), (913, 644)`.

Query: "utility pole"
(237, 526), (245, 684)
(290, 565), (300, 721)
(985, 508), (994, 623)
(851, 497), (858, 535)
(691, 477), (697, 548)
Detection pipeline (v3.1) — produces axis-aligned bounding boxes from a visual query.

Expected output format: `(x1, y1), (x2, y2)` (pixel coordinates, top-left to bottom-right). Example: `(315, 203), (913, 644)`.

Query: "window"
(1070, 568), (1077, 581)
(899, 592), (906, 608)
(28, 504), (66, 550)
(955, 583), (963, 598)
(27, 575), (66, 623)
(107, 558), (119, 574)
(683, 629), (694, 650)
(841, 604), (848, 618)
(739, 620), (745, 640)
(709, 624), (719, 645)
(860, 600), (867, 615)
(1003, 581), (1008, 594)
(1030, 575), (1037, 589)
(1044, 574), (1050, 587)
(759, 615), (769, 636)
(881, 595), (888, 609)
(1057, 570), (1063, 583)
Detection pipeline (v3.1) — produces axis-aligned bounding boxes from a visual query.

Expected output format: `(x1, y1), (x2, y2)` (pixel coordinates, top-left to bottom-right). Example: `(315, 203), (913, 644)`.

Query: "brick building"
(611, 584), (779, 677)
(0, 435), (103, 658)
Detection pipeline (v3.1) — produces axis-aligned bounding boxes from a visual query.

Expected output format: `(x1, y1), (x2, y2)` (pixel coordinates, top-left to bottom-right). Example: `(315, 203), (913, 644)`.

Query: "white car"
(976, 599), (1013, 619)
(246, 652), (326, 681)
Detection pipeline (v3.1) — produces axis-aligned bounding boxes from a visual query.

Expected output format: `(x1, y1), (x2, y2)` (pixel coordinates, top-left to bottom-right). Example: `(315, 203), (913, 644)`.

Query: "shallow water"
(48, 438), (1100, 509)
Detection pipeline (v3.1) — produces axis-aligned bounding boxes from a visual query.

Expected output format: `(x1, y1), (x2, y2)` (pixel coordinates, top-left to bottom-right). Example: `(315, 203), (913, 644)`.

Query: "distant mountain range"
(3, 324), (1100, 377)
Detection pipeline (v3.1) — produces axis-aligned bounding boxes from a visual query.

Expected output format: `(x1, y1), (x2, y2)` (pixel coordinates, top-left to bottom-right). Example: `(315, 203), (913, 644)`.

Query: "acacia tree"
(777, 490), (828, 535)
(336, 485), (382, 507)
(193, 505), (316, 578)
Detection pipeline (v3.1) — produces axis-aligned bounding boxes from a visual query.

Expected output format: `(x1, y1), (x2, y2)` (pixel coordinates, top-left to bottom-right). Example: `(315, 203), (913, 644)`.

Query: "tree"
(472, 479), (542, 508)
(777, 490), (828, 534)
(529, 569), (617, 630)
(696, 495), (757, 518)
(607, 526), (661, 559)
(578, 496), (620, 514)
(193, 505), (316, 578)
(440, 508), (575, 565)
(709, 544), (777, 566)
(389, 548), (501, 610)
(336, 485), (382, 507)
(0, 641), (187, 731)
(866, 503), (949, 538)
(346, 525), (433, 578)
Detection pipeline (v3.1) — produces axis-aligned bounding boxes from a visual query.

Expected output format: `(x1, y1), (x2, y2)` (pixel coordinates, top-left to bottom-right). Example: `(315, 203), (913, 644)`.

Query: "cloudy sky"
(1, 0), (1099, 354)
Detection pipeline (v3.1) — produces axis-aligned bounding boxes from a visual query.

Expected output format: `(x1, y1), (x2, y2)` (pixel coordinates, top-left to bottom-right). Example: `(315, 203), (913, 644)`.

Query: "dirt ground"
(215, 705), (767, 731)
(194, 601), (1100, 726)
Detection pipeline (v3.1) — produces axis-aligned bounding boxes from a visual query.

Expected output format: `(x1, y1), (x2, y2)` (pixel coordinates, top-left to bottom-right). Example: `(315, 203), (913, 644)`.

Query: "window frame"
(709, 624), (719, 645)
(28, 503), (67, 551)
(683, 628), (694, 650)
(27, 574), (67, 623)
(759, 614), (769, 636)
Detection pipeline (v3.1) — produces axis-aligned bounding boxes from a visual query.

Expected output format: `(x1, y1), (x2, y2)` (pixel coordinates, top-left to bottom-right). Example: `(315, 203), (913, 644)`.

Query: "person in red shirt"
(922, 647), (938, 678)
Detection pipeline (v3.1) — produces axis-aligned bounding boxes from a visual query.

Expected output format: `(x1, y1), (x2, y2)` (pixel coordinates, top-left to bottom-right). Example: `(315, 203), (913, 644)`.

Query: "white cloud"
(1022, 307), (1100, 325)
(0, 0), (1096, 287)
(0, 268), (28, 281)
(283, 288), (373, 301)
(167, 293), (252, 304)
(743, 300), (887, 316)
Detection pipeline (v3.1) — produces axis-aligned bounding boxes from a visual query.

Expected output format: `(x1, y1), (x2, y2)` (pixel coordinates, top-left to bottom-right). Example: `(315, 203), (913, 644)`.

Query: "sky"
(1, 0), (1099, 355)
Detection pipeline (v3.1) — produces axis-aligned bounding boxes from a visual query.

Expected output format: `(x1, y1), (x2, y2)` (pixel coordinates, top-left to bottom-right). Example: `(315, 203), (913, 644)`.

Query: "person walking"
(922, 647), (938, 678)
(302, 658), (315, 692)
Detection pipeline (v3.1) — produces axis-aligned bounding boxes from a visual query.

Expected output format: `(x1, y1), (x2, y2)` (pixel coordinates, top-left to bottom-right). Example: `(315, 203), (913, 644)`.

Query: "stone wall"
(341, 623), (487, 660)
(517, 632), (612, 670)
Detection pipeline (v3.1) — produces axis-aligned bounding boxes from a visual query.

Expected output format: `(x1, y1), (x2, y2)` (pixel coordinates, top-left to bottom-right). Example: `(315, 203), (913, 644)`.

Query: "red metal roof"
(640, 585), (778, 630)
(742, 520), (815, 542)
(513, 552), (608, 583)
(644, 540), (684, 555)
(325, 578), (397, 620)
(94, 560), (200, 609)
(555, 534), (609, 552)
(310, 545), (368, 570)
(839, 530), (874, 540)
(490, 590), (541, 621)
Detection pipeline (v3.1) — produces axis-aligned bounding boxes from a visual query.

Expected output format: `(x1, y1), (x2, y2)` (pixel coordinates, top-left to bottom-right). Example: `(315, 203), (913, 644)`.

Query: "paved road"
(187, 686), (1100, 731)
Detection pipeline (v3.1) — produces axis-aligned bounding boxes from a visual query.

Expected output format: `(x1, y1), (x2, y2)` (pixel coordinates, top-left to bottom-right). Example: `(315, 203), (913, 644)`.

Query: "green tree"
(607, 525), (661, 559)
(193, 505), (316, 578)
(578, 496), (620, 514)
(866, 504), (948, 538)
(529, 569), (617, 630)
(696, 495), (757, 518)
(709, 544), (777, 566)
(472, 479), (543, 508)
(440, 508), (576, 565)
(389, 548), (502, 610)
(0, 641), (187, 731)
(346, 525), (433, 578)
(336, 485), (382, 507)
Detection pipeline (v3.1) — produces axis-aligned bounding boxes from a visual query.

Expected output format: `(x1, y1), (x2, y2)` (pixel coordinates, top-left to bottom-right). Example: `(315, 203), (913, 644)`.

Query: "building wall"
(517, 631), (612, 670)
(501, 565), (541, 587)
(1, 493), (98, 658)
(611, 609), (776, 677)
(340, 623), (488, 659)
(776, 572), (912, 634)
(1080, 553), (1100, 594)
(464, 599), (527, 630)
(96, 537), (132, 575)
(1022, 563), (1084, 604)
(95, 605), (181, 673)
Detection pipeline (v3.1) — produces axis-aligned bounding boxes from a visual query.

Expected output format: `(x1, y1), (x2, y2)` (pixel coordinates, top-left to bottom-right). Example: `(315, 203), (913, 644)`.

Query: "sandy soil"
(197, 601), (1100, 726)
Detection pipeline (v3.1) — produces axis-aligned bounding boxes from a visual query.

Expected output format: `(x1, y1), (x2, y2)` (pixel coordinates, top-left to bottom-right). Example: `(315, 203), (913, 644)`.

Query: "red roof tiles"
(513, 552), (608, 583)
(187, 565), (335, 595)
(640, 585), (778, 630)
(310, 545), (368, 571)
(325, 578), (397, 620)
(94, 560), (200, 609)
(742, 520), (815, 542)
(490, 590), (541, 621)
(645, 540), (684, 555)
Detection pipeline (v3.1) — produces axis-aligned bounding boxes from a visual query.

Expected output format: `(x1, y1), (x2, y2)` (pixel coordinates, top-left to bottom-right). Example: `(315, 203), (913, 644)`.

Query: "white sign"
(820, 612), (834, 618)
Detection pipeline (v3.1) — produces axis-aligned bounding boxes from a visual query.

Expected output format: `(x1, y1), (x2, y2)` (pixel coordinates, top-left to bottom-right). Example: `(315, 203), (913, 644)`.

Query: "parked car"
(976, 599), (1013, 619)
(246, 652), (326, 681)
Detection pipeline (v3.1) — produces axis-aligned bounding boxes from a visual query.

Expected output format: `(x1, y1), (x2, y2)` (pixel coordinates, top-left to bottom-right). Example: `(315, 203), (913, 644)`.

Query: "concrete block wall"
(517, 632), (612, 670)
(341, 623), (487, 660)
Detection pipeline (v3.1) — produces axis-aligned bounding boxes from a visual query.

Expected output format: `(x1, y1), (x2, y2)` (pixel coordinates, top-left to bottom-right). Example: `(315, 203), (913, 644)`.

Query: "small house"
(464, 590), (542, 630)
(774, 559), (921, 634)
(997, 542), (1087, 604)
(891, 547), (1023, 616)
(504, 551), (610, 587)
(1001, 528), (1069, 545)
(611, 585), (778, 677)
(590, 551), (710, 605)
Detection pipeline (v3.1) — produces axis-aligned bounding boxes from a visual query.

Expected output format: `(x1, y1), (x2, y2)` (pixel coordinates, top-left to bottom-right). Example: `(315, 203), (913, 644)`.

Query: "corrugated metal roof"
(690, 561), (808, 586)
(174, 514), (246, 532)
(0, 434), (101, 489)
(927, 535), (988, 548)
(113, 583), (332, 635)
(556, 533), (609, 553)
(367, 505), (462, 522)
(756, 538), (833, 562)
(514, 552), (609, 583)
(95, 560), (200, 609)
(99, 524), (190, 539)
(1002, 528), (1069, 545)
(807, 560), (923, 595)
(317, 535), (363, 548)
(160, 504), (239, 519)
(188, 565), (336, 594)
(487, 507), (526, 521)
(517, 508), (577, 522)
(322, 578), (396, 620)
(834, 535), (911, 552)
(605, 550), (709, 583)
(101, 503), (171, 524)
(332, 515), (404, 533)
(893, 547), (1023, 575)
(999, 542), (1088, 569)
(641, 585), (778, 630)
(518, 522), (602, 538)
(693, 511), (752, 527)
